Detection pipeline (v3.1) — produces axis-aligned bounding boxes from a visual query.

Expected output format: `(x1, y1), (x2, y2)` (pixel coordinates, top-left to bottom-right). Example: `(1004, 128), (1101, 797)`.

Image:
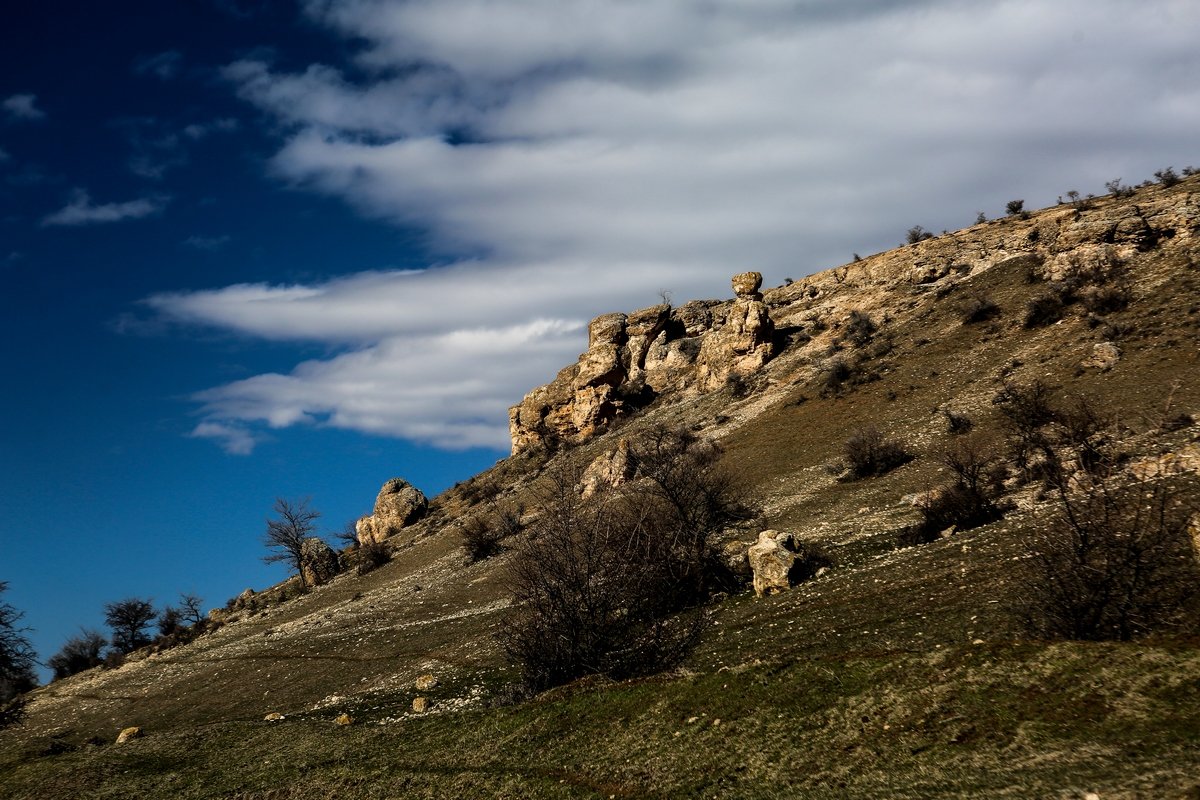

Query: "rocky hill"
(2, 175), (1199, 799)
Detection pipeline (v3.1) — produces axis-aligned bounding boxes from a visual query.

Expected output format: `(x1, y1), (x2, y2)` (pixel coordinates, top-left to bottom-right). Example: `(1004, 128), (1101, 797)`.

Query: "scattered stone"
(722, 539), (753, 582)
(115, 726), (142, 744)
(415, 674), (439, 691)
(264, 712), (284, 722)
(412, 696), (430, 713)
(334, 713), (353, 726)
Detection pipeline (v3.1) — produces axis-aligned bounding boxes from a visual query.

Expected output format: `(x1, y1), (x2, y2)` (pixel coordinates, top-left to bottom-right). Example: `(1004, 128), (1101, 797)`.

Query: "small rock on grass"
(415, 673), (438, 691)
(264, 712), (284, 722)
(334, 713), (353, 726)
(116, 726), (142, 744)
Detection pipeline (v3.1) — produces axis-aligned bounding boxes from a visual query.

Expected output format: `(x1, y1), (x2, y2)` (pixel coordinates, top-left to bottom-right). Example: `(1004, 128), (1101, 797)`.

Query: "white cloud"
(188, 421), (260, 455)
(158, 0), (1200, 452)
(42, 189), (168, 227)
(2, 94), (45, 121)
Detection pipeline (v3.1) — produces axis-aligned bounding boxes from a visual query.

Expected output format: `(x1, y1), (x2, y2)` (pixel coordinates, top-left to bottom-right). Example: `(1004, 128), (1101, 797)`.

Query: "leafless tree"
(1, 582), (37, 728)
(179, 593), (205, 628)
(104, 598), (157, 654)
(263, 497), (321, 588)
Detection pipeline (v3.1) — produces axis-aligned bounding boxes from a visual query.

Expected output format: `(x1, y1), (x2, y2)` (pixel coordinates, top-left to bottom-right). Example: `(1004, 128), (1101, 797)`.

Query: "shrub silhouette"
(842, 426), (912, 479)
(1021, 471), (1199, 640)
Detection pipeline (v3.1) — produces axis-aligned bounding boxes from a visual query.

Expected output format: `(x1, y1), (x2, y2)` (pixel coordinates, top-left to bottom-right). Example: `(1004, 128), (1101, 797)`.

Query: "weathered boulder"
(1083, 341), (1121, 371)
(356, 478), (428, 545)
(300, 537), (340, 587)
(747, 530), (796, 597)
(623, 304), (671, 386)
(579, 439), (635, 499)
(415, 674), (439, 691)
(732, 271), (764, 298)
(116, 726), (142, 744)
(264, 712), (284, 722)
(412, 696), (430, 713)
(334, 713), (353, 726)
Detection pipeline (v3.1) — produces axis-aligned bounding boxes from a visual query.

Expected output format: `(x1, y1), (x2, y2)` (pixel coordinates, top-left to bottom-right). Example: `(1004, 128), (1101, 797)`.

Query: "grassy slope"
(3, 178), (1199, 798)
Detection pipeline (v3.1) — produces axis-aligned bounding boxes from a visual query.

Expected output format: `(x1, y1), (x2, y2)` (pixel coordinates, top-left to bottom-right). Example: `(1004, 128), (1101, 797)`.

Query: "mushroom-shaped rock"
(731, 271), (763, 299)
(357, 478), (428, 545)
(748, 530), (796, 597)
(300, 537), (340, 587)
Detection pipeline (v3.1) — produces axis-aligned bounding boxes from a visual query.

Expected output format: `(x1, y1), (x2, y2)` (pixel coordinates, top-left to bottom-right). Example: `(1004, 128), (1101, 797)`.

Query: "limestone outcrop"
(509, 274), (777, 453)
(300, 537), (340, 587)
(356, 478), (428, 545)
(579, 439), (635, 499)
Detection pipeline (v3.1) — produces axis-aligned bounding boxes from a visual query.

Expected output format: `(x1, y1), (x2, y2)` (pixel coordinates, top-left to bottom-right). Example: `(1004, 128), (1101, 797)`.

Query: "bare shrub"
(960, 294), (1000, 324)
(1005, 199), (1025, 217)
(1023, 293), (1065, 328)
(942, 408), (974, 435)
(1105, 178), (1135, 198)
(1154, 167), (1180, 188)
(500, 427), (751, 692)
(1021, 472), (1200, 640)
(843, 310), (878, 347)
(842, 426), (913, 479)
(905, 225), (934, 244)
(993, 380), (1060, 482)
(47, 630), (107, 680)
(355, 540), (391, 575)
(906, 436), (1008, 544)
(463, 516), (505, 563)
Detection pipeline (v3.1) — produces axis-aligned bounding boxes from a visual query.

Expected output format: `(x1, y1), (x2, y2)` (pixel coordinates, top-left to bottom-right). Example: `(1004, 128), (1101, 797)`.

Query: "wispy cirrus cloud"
(152, 0), (1200, 453)
(184, 234), (233, 251)
(134, 50), (184, 80)
(2, 94), (45, 122)
(188, 421), (261, 455)
(42, 189), (168, 227)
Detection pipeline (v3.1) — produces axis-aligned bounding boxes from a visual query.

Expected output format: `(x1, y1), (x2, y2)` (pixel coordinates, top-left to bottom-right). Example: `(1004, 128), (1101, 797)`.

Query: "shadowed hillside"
(3, 175), (1199, 799)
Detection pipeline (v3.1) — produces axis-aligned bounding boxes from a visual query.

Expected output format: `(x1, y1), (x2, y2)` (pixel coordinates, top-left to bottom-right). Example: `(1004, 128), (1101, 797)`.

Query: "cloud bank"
(151, 0), (1200, 452)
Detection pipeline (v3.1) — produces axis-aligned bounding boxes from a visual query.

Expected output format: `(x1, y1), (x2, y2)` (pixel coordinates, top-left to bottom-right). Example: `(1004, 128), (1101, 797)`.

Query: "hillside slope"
(3, 176), (1199, 799)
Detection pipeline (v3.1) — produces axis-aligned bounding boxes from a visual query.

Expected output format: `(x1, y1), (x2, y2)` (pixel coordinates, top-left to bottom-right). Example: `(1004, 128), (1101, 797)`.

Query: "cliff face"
(508, 271), (777, 453)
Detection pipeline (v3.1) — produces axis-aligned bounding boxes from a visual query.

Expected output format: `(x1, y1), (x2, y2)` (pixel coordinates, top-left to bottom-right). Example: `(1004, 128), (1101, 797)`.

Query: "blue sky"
(2, 0), (1198, 679)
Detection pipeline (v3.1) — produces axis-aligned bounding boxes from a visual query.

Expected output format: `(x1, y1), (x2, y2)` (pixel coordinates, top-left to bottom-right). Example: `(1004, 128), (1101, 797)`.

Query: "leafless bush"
(1, 583), (36, 728)
(1005, 199), (1026, 217)
(104, 598), (157, 654)
(993, 380), (1060, 482)
(942, 408), (974, 435)
(905, 225), (934, 244)
(1021, 472), (1200, 640)
(47, 630), (107, 680)
(843, 310), (878, 347)
(1106, 178), (1135, 198)
(1154, 167), (1181, 188)
(842, 426), (913, 479)
(500, 427), (752, 692)
(905, 436), (1008, 545)
(355, 540), (391, 575)
(960, 294), (1000, 324)
(1023, 293), (1065, 328)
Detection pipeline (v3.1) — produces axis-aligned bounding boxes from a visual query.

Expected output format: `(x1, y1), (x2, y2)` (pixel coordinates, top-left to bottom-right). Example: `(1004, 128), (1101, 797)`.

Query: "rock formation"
(747, 530), (798, 597)
(579, 439), (636, 499)
(509, 274), (777, 453)
(356, 478), (428, 545)
(300, 537), (340, 587)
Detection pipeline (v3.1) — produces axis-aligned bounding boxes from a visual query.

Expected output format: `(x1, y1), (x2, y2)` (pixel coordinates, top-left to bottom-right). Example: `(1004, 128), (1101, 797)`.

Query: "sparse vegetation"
(46, 630), (106, 680)
(1105, 178), (1135, 198)
(960, 293), (1000, 324)
(0, 583), (36, 729)
(104, 598), (157, 655)
(842, 425), (913, 479)
(942, 407), (974, 435)
(354, 539), (391, 575)
(1154, 166), (1180, 187)
(905, 225), (934, 244)
(1022, 292), (1065, 328)
(1023, 470), (1200, 641)
(1005, 199), (1025, 217)
(905, 435), (1007, 545)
